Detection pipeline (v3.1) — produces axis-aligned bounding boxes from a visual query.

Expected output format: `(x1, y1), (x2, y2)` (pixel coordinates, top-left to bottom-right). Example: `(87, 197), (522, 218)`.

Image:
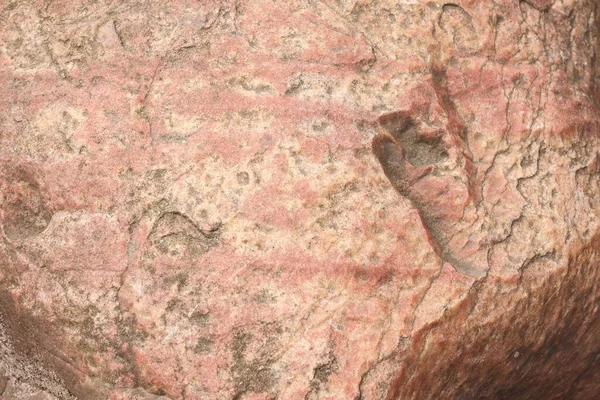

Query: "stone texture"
(0, 0), (599, 399)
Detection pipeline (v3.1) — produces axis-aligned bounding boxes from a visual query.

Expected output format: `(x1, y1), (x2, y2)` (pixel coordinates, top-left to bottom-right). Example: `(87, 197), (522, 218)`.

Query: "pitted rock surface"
(1, 1), (599, 399)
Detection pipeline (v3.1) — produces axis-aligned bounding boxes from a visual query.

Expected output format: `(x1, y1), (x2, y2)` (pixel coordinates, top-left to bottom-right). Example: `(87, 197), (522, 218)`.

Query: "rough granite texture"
(0, 0), (599, 399)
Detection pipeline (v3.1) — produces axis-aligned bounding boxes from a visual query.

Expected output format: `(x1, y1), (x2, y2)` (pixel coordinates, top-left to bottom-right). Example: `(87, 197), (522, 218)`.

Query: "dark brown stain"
(381, 232), (600, 399)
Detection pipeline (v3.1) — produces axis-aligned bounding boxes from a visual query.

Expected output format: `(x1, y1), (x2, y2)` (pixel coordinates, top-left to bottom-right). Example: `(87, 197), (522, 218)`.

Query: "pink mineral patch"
(0, 0), (599, 399)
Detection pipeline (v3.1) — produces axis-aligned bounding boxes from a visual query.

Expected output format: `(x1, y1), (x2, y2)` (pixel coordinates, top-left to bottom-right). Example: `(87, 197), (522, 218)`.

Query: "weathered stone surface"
(0, 0), (599, 399)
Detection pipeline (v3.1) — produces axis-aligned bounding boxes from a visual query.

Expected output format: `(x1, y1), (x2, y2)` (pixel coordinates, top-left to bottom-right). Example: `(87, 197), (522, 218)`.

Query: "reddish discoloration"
(0, 0), (599, 399)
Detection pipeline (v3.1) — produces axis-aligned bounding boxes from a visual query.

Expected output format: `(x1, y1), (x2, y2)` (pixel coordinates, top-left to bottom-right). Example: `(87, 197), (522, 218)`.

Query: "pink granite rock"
(0, 0), (599, 399)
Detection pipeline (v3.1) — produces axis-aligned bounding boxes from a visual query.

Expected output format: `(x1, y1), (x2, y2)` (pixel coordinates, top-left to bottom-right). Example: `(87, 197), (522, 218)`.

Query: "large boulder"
(0, 0), (599, 398)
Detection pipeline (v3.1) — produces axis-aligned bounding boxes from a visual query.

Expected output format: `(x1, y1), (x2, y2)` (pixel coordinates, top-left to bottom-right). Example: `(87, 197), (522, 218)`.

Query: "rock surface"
(0, 0), (599, 399)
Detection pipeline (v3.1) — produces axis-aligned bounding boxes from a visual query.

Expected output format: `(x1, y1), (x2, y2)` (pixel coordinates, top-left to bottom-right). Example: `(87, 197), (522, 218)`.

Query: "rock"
(0, 374), (7, 395)
(0, 0), (599, 399)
